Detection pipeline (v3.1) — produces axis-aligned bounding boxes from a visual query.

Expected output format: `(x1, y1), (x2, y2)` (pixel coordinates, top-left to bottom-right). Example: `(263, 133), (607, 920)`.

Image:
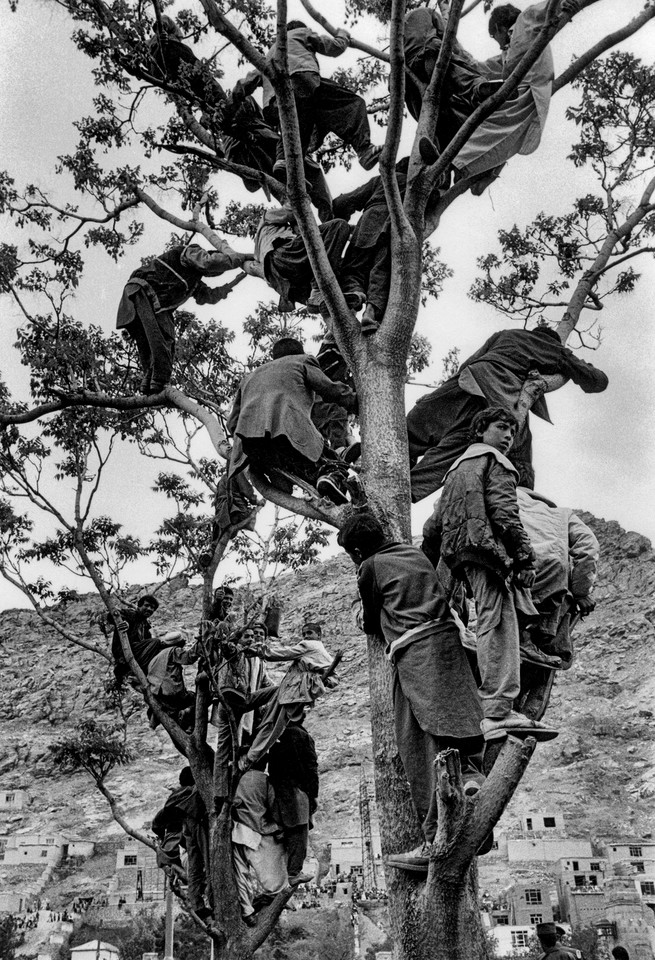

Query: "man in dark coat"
(227, 337), (358, 504)
(147, 16), (227, 109)
(338, 511), (486, 873)
(253, 206), (354, 313)
(116, 240), (254, 394)
(152, 767), (210, 918)
(234, 21), (381, 178)
(406, 326), (609, 502)
(111, 595), (161, 684)
(266, 717), (318, 883)
(422, 407), (559, 743)
(311, 334), (360, 460)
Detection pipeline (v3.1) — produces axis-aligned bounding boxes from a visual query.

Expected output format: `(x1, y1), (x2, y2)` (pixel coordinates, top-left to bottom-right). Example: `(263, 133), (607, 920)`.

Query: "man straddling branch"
(234, 20), (381, 184)
(251, 204), (359, 315)
(227, 337), (360, 506)
(421, 407), (559, 743)
(116, 239), (256, 394)
(338, 511), (488, 874)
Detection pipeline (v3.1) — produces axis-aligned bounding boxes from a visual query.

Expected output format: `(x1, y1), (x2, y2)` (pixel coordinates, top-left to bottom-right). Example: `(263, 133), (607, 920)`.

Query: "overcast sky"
(1, 0), (654, 611)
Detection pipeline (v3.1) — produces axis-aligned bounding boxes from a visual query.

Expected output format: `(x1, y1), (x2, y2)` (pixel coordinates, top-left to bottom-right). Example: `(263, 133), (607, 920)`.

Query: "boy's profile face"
(480, 418), (516, 455)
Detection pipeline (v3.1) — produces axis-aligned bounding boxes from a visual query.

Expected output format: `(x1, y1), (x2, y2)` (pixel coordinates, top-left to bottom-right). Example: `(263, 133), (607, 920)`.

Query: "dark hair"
(252, 621), (269, 637)
(338, 512), (386, 558)
(533, 324), (562, 343)
(138, 594), (159, 610)
(302, 621), (322, 634)
(287, 20), (307, 31)
(612, 948), (630, 960)
(179, 766), (195, 787)
(488, 5), (521, 32)
(470, 405), (518, 441)
(538, 933), (557, 948)
(272, 337), (304, 359)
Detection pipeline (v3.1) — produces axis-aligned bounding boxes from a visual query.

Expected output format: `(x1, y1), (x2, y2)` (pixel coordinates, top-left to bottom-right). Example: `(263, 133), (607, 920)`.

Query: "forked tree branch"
(95, 778), (157, 850)
(298, 0), (391, 63)
(249, 470), (345, 527)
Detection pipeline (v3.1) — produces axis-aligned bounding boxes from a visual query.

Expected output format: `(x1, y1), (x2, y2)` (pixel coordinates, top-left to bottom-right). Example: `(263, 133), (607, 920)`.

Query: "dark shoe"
(386, 842), (430, 874)
(418, 136), (439, 165)
(242, 912), (257, 927)
(336, 441), (361, 464)
(480, 710), (559, 743)
(306, 283), (323, 315)
(341, 284), (366, 312)
(316, 473), (349, 506)
(288, 872), (313, 888)
(252, 892), (276, 912)
(361, 304), (380, 336)
(519, 636), (563, 670)
(357, 144), (382, 171)
(194, 905), (212, 922)
(147, 382), (167, 395)
(272, 159), (287, 183)
(139, 377), (151, 394)
(463, 771), (486, 796)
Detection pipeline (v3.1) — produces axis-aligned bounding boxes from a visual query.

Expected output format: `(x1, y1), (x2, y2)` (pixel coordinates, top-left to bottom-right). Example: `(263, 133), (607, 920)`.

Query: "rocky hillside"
(1, 513), (654, 869)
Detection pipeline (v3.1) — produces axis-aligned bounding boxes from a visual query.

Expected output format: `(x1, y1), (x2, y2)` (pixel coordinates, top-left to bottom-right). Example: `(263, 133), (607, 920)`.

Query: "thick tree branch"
(0, 566), (111, 660)
(0, 391), (167, 427)
(297, 0), (391, 63)
(380, 0), (409, 235)
(95, 778), (157, 850)
(553, 5), (655, 93)
(197, 0), (272, 77)
(559, 173), (655, 340)
(249, 470), (345, 528)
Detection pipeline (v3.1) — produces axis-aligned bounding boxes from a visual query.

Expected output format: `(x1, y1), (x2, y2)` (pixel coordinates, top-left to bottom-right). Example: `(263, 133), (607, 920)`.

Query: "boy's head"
(179, 766), (195, 787)
(612, 948), (630, 960)
(488, 4), (520, 46)
(302, 622), (322, 642)
(272, 337), (304, 359)
(287, 19), (307, 31)
(470, 406), (518, 455)
(253, 622), (268, 643)
(338, 512), (387, 564)
(534, 324), (561, 343)
(535, 922), (557, 948)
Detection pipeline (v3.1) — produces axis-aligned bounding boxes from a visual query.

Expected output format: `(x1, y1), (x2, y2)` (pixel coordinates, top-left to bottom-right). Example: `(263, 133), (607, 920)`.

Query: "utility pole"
(359, 762), (377, 894)
(163, 881), (175, 960)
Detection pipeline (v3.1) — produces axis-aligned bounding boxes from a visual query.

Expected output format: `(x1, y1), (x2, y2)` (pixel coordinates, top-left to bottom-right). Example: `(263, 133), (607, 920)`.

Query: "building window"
(590, 862), (600, 871)
(5, 794), (14, 804)
(0, 853), (5, 861)
(630, 846), (643, 858)
(574, 875), (586, 887)
(526, 818), (533, 831)
(525, 889), (542, 904)
(496, 917), (509, 926)
(46, 838), (55, 845)
(588, 875), (598, 886)
(511, 931), (531, 949)
(640, 882), (655, 896)
(632, 862), (645, 873)
(543, 817), (556, 828)
(572, 861), (579, 871)
(491, 840), (499, 850)
(124, 855), (138, 866)
(41, 850), (48, 857)
(529, 914), (543, 925)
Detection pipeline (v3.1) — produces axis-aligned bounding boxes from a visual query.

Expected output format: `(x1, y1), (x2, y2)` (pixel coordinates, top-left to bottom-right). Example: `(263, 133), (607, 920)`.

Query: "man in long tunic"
(338, 511), (485, 872)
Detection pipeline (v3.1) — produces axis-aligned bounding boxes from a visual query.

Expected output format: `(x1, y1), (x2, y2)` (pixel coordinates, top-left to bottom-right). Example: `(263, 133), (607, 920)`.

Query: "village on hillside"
(3, 782), (655, 959)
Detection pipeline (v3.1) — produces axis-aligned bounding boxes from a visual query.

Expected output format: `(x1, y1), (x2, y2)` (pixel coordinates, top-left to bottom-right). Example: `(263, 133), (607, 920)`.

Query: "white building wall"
(508, 838), (593, 863)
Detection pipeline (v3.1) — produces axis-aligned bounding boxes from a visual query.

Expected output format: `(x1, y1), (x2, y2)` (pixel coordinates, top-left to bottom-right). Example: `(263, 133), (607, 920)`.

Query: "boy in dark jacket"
(338, 511), (486, 872)
(422, 406), (558, 742)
